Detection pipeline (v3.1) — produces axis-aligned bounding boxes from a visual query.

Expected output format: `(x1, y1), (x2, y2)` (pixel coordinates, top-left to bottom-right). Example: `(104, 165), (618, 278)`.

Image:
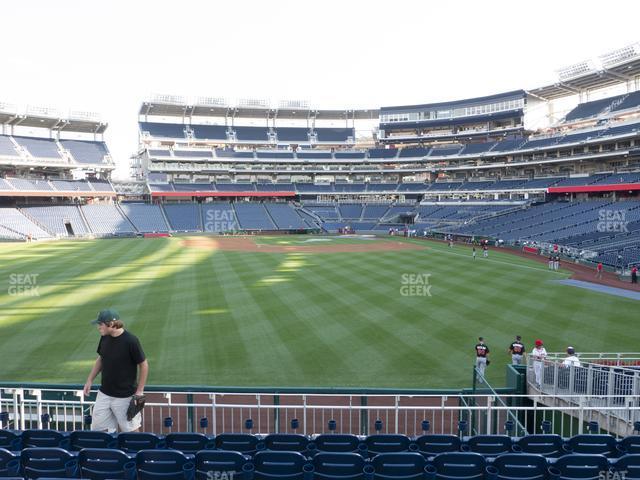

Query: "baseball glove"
(126, 395), (146, 421)
(486, 360), (491, 366)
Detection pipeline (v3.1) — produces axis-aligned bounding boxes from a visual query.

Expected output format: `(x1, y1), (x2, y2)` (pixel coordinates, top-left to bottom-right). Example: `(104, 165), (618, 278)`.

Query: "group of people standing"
(474, 336), (580, 386)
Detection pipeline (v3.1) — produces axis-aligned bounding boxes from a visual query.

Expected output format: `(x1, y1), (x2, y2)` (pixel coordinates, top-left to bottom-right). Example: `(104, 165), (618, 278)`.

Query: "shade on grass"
(0, 236), (635, 388)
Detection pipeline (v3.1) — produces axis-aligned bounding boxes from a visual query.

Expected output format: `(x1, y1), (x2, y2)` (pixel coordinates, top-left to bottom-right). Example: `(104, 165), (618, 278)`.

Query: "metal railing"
(2, 386), (640, 438)
(526, 356), (640, 427)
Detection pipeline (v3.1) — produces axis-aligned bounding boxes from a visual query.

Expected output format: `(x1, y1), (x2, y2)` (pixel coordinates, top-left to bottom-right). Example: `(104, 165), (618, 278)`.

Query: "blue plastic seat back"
(263, 434), (309, 453)
(253, 450), (308, 479)
(567, 435), (618, 456)
(313, 434), (361, 453)
(371, 452), (427, 479)
(78, 448), (135, 480)
(431, 452), (486, 480)
(165, 433), (213, 454)
(118, 432), (163, 452)
(414, 435), (461, 457)
(516, 435), (564, 457)
(466, 435), (513, 456)
(21, 447), (76, 480)
(69, 431), (116, 450)
(491, 453), (548, 480)
(312, 452), (366, 479)
(0, 448), (20, 477)
(22, 430), (67, 448)
(136, 449), (191, 480)
(612, 454), (640, 479)
(618, 436), (640, 455)
(214, 434), (259, 454)
(0, 431), (22, 450)
(552, 454), (610, 480)
(364, 434), (411, 456)
(195, 450), (248, 480)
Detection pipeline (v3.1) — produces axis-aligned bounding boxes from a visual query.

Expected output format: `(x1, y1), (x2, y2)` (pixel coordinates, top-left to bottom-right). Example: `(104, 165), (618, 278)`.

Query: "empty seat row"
(2, 431), (639, 458)
(2, 448), (639, 480)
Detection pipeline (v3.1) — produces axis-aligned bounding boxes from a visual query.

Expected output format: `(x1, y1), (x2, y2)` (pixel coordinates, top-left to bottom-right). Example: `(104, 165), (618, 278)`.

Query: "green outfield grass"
(0, 235), (635, 389)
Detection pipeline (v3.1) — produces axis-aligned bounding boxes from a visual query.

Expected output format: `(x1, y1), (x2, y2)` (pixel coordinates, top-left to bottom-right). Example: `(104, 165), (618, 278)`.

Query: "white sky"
(2, 0), (640, 178)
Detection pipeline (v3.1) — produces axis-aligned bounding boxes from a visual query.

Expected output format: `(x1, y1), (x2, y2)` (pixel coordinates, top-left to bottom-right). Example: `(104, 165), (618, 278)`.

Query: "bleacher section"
(12, 136), (61, 159)
(81, 205), (135, 235)
(59, 140), (109, 164)
(264, 203), (309, 229)
(163, 204), (202, 231)
(119, 204), (169, 233)
(22, 206), (89, 237)
(0, 208), (51, 239)
(233, 203), (276, 230)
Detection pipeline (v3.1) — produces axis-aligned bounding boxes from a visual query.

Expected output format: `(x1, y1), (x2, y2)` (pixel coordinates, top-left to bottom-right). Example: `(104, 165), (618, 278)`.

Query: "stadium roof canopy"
(139, 95), (379, 120)
(0, 103), (107, 134)
(529, 43), (640, 100)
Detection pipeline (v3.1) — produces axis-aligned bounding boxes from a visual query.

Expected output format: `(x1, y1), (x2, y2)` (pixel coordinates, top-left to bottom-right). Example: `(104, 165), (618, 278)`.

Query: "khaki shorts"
(91, 390), (142, 433)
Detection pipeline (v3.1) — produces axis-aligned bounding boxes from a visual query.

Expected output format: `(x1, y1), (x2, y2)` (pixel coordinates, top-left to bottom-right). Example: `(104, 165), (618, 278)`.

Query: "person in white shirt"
(531, 339), (547, 386)
(562, 346), (581, 367)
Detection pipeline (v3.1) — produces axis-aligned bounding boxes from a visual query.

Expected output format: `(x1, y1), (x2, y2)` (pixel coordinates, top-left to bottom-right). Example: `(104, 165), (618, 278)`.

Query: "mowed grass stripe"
(0, 236), (637, 388)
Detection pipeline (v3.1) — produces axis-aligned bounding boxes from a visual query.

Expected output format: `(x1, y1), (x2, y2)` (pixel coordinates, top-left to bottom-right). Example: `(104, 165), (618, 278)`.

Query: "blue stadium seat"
(612, 454), (640, 480)
(370, 452), (427, 479)
(214, 434), (261, 455)
(488, 453), (548, 480)
(0, 448), (20, 477)
(20, 447), (77, 480)
(263, 433), (310, 453)
(617, 436), (640, 455)
(515, 435), (565, 457)
(429, 452), (486, 480)
(311, 452), (366, 479)
(362, 434), (411, 457)
(412, 435), (461, 457)
(565, 435), (618, 457)
(195, 451), (250, 480)
(165, 433), (214, 454)
(464, 435), (513, 456)
(311, 434), (361, 454)
(77, 448), (136, 480)
(68, 431), (116, 450)
(117, 432), (164, 453)
(22, 430), (69, 449)
(136, 450), (194, 480)
(252, 450), (310, 479)
(0, 431), (22, 450)
(549, 454), (609, 480)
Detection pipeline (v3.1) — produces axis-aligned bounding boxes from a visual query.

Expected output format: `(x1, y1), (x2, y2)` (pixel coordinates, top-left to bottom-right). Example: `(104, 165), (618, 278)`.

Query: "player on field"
(472, 246), (476, 260)
(508, 335), (525, 365)
(474, 337), (490, 383)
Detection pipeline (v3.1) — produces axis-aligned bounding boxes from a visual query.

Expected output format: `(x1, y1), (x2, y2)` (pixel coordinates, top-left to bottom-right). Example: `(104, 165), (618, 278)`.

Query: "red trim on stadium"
(151, 191), (296, 197)
(0, 191), (116, 197)
(548, 183), (640, 194)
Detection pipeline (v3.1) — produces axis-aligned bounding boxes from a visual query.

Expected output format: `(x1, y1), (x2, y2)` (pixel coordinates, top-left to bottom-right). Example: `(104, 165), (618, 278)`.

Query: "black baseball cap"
(91, 309), (120, 325)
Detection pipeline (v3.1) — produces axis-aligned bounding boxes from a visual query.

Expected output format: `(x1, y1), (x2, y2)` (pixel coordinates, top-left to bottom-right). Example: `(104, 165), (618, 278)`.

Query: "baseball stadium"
(1, 5), (640, 478)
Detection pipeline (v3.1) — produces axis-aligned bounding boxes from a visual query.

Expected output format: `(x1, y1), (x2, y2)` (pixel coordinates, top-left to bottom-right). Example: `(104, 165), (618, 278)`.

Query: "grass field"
(0, 235), (635, 389)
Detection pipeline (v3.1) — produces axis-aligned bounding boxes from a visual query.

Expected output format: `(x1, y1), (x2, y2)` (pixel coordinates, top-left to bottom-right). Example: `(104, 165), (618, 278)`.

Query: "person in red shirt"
(596, 262), (603, 279)
(632, 265), (638, 284)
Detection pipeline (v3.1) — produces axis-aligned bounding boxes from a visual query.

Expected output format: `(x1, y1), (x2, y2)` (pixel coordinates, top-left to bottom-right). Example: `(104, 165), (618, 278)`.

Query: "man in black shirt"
(508, 335), (525, 365)
(475, 337), (490, 383)
(83, 309), (148, 432)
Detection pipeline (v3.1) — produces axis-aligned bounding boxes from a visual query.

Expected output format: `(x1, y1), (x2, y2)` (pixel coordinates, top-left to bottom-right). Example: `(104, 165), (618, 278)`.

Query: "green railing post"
(360, 396), (368, 436)
(187, 393), (194, 432)
(273, 394), (280, 433)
